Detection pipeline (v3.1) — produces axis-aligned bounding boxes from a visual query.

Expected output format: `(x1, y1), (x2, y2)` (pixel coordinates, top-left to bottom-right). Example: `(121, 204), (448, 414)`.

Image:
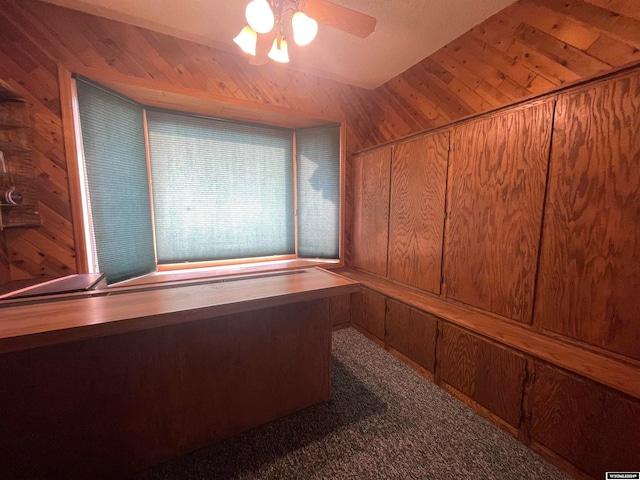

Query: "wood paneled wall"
(352, 147), (391, 277)
(535, 73), (640, 361)
(0, 0), (378, 281)
(349, 66), (640, 479)
(444, 99), (554, 323)
(1, 0), (639, 283)
(388, 132), (448, 294)
(365, 0), (640, 146)
(0, 231), (9, 284)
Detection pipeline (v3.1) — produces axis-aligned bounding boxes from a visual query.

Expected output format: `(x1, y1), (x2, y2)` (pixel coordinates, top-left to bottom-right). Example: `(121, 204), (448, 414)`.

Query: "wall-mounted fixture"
(0, 152), (23, 207)
(0, 79), (40, 229)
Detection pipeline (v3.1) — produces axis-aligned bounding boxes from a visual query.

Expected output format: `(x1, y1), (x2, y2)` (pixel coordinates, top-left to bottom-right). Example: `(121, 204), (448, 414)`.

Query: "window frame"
(59, 67), (346, 285)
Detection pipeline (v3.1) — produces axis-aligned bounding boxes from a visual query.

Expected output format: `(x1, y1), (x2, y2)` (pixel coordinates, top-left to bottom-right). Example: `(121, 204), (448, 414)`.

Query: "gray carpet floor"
(130, 328), (570, 480)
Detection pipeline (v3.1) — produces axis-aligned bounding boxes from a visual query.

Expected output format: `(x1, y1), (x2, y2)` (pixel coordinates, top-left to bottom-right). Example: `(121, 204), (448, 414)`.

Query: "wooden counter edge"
(338, 268), (640, 401)
(0, 268), (359, 355)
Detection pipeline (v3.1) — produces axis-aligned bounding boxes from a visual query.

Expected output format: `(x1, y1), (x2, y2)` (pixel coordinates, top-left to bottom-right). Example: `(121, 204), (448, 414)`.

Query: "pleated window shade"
(76, 79), (341, 280)
(75, 78), (156, 284)
(296, 125), (341, 259)
(146, 110), (295, 263)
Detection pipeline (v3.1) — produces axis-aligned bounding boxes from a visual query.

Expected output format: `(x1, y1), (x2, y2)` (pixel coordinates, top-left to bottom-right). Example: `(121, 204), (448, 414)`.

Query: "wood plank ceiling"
(364, 0), (640, 146)
(0, 0), (639, 282)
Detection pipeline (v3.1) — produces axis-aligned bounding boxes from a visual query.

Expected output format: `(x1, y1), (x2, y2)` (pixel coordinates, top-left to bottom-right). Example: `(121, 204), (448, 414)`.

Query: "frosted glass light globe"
(291, 11), (318, 46)
(233, 25), (258, 56)
(268, 37), (290, 63)
(245, 0), (275, 34)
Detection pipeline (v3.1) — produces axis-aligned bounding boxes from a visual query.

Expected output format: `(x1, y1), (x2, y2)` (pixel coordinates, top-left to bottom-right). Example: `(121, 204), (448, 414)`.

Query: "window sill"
(110, 258), (342, 289)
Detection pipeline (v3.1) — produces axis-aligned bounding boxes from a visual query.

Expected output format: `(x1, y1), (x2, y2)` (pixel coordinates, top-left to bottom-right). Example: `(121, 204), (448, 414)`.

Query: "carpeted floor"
(130, 328), (570, 480)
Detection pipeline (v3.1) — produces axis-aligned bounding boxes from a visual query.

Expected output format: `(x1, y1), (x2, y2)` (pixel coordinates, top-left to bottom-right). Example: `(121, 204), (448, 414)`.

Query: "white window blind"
(146, 110), (295, 263)
(75, 77), (156, 284)
(296, 124), (341, 258)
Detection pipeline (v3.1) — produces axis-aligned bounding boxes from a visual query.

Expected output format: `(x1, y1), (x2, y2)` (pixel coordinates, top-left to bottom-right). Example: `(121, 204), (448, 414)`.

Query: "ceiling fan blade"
(249, 33), (272, 65)
(304, 0), (377, 38)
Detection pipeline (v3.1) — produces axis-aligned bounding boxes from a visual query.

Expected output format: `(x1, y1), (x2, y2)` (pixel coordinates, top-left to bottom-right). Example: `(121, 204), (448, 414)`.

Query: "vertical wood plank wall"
(1, 0), (640, 283)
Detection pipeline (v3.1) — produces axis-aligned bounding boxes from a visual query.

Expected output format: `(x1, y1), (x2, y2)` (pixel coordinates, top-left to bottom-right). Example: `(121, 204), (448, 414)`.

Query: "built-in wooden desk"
(0, 268), (358, 479)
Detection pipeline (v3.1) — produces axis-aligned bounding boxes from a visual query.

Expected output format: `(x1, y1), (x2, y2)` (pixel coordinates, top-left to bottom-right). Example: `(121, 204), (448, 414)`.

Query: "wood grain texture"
(336, 268), (640, 402)
(385, 298), (437, 372)
(363, 0), (640, 147)
(0, 231), (9, 284)
(350, 287), (386, 341)
(0, 0), (380, 280)
(1, 0), (640, 280)
(387, 132), (448, 293)
(352, 147), (391, 276)
(530, 362), (640, 479)
(535, 72), (640, 361)
(438, 322), (526, 427)
(0, 92), (40, 229)
(0, 298), (332, 479)
(0, 267), (358, 354)
(440, 382), (519, 438)
(330, 293), (350, 328)
(444, 99), (553, 322)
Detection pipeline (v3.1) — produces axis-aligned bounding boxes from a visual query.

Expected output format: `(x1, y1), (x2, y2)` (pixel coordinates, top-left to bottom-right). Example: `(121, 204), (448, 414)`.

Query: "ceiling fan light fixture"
(233, 25), (258, 56)
(291, 11), (318, 46)
(245, 0), (275, 34)
(268, 36), (290, 63)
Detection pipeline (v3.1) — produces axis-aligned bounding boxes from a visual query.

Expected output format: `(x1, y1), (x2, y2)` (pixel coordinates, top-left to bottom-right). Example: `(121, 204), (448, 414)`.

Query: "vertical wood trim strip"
(530, 96), (559, 331)
(433, 319), (443, 386)
(57, 65), (88, 273)
(384, 146), (393, 277)
(340, 122), (347, 266)
(518, 357), (536, 445)
(439, 129), (452, 299)
(142, 109), (159, 266)
(292, 130), (299, 257)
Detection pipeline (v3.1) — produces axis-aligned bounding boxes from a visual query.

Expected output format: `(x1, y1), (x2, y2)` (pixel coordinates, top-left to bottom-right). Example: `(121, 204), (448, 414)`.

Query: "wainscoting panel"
(444, 99), (554, 323)
(352, 147), (392, 277)
(534, 71), (640, 361)
(388, 132), (448, 294)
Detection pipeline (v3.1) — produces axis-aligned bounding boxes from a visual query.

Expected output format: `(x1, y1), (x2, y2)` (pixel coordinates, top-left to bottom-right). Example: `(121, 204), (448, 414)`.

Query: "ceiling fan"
(233, 0), (377, 65)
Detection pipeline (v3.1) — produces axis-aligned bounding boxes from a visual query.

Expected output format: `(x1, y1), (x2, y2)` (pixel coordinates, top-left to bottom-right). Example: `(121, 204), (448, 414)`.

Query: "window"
(74, 77), (342, 284)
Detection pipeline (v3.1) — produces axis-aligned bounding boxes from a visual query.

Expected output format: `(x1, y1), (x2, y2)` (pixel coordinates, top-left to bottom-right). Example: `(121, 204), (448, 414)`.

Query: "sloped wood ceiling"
(365, 0), (640, 146)
(0, 0), (639, 281)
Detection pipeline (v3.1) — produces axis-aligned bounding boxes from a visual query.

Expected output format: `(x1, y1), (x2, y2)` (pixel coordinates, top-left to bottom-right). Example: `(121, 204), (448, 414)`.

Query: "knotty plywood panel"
(438, 322), (478, 397)
(530, 362), (640, 479)
(535, 72), (640, 361)
(385, 299), (437, 372)
(444, 100), (553, 322)
(352, 148), (391, 276)
(351, 287), (385, 341)
(439, 323), (525, 427)
(388, 132), (448, 293)
(339, 267), (640, 401)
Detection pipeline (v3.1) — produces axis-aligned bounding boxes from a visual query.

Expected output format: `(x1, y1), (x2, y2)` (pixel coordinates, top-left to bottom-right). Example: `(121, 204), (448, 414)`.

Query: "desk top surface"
(0, 268), (358, 354)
